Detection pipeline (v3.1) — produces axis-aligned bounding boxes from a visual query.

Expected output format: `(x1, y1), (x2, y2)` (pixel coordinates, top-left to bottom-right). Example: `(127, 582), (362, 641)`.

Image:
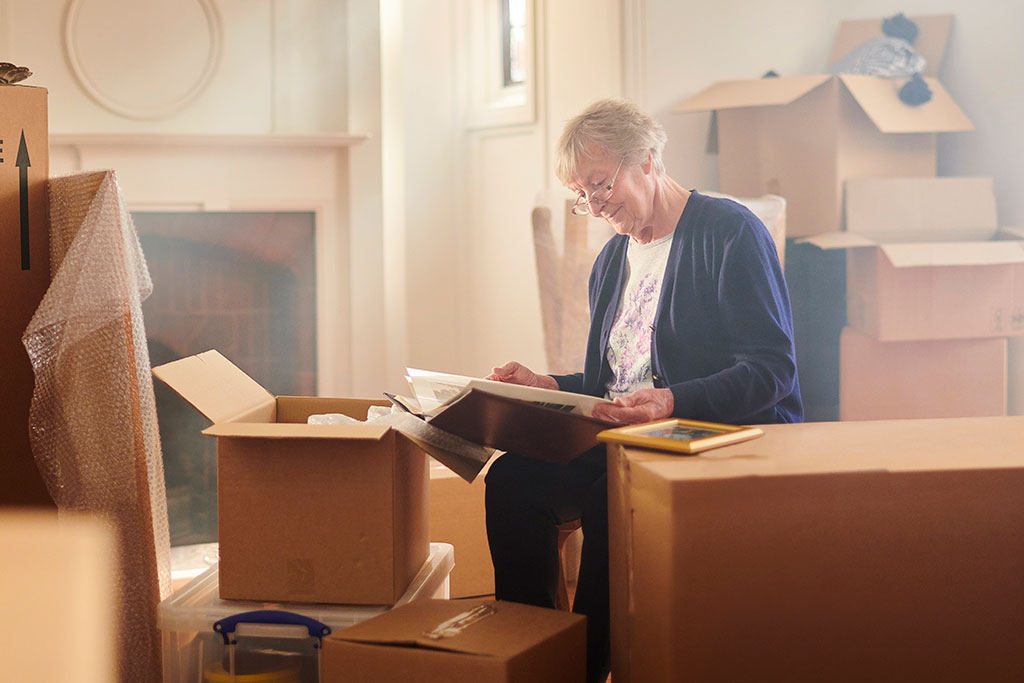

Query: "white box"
(158, 543), (453, 683)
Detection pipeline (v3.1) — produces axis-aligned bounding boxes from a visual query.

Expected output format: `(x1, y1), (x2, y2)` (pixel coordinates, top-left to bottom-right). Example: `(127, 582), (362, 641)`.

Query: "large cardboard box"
(429, 460), (494, 597)
(674, 16), (972, 237)
(322, 599), (586, 682)
(0, 84), (51, 506)
(153, 350), (429, 605)
(608, 416), (1024, 683)
(839, 326), (1006, 420)
(1, 511), (115, 683)
(808, 177), (1024, 340)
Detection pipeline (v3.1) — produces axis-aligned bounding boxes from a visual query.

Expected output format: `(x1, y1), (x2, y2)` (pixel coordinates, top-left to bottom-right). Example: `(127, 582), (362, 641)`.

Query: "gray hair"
(555, 98), (668, 186)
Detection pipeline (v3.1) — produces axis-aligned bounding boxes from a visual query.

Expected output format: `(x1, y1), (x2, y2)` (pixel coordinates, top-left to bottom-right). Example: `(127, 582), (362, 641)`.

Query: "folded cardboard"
(430, 460), (494, 597)
(845, 176), (999, 243)
(839, 326), (1007, 420)
(152, 350), (429, 605)
(674, 16), (971, 238)
(0, 84), (52, 506)
(322, 599), (586, 683)
(805, 176), (1000, 248)
(804, 177), (1024, 340)
(608, 416), (1024, 683)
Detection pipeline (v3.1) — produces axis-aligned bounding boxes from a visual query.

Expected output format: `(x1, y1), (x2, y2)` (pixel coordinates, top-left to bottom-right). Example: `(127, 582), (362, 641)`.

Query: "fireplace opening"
(136, 211), (317, 546)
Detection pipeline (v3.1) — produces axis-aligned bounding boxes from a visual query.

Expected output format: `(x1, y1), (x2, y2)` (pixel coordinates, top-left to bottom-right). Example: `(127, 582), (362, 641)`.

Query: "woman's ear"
(642, 152), (653, 175)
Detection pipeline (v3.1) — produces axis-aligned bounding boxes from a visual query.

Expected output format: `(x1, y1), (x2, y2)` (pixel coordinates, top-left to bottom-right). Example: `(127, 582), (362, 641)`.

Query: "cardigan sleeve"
(665, 214), (800, 423)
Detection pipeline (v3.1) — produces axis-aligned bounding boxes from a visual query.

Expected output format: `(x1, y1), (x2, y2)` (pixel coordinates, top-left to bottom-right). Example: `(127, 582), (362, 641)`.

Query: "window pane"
(502, 0), (527, 87)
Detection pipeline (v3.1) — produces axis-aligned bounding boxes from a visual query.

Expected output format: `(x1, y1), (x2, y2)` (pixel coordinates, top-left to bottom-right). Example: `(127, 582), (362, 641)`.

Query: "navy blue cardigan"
(552, 191), (802, 425)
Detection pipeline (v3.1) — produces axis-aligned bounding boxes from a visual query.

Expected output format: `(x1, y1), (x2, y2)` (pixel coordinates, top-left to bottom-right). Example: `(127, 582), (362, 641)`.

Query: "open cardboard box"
(607, 416), (1024, 682)
(804, 177), (1024, 340)
(674, 15), (972, 238)
(153, 350), (429, 605)
(321, 599), (586, 682)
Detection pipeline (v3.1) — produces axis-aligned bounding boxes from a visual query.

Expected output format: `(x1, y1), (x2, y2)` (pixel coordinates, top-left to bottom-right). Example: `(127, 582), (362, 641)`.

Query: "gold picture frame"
(597, 418), (764, 454)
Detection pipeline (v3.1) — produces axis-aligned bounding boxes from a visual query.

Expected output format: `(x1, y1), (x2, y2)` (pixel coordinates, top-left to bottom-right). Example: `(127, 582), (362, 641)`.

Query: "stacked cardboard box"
(809, 177), (1023, 419)
(675, 14), (1024, 421)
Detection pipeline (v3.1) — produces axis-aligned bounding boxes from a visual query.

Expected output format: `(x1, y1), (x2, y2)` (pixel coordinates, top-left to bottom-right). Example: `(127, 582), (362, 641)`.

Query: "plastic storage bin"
(159, 542), (454, 683)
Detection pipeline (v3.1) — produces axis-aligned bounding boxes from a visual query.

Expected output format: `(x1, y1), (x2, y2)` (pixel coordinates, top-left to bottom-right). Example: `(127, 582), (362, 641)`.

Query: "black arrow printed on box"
(17, 130), (31, 270)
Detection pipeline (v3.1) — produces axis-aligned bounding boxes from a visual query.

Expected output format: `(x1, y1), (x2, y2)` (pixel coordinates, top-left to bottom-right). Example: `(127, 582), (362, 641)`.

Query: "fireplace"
(137, 210), (316, 543)
(50, 132), (364, 544)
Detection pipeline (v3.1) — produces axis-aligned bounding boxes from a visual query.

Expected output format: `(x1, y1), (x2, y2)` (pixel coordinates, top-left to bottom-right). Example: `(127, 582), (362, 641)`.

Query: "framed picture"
(597, 418), (764, 455)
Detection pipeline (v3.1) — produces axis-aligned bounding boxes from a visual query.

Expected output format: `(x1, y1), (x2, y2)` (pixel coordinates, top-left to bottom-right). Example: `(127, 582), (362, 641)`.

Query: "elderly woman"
(484, 98), (802, 682)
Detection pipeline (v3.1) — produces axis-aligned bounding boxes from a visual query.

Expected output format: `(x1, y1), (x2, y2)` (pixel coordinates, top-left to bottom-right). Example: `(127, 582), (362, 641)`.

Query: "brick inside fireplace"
(136, 210), (316, 545)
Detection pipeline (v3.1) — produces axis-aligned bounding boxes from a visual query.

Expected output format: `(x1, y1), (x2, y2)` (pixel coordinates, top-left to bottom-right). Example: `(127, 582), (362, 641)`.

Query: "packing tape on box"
(422, 603), (497, 640)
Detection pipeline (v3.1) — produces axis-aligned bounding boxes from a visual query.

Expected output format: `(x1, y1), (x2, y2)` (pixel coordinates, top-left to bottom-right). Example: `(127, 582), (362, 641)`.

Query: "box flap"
(829, 15), (953, 77)
(798, 231), (878, 250)
(839, 74), (973, 133)
(998, 226), (1024, 240)
(332, 599), (582, 657)
(202, 422), (391, 440)
(673, 75), (832, 113)
(880, 241), (1024, 268)
(152, 350), (274, 424)
(846, 177), (998, 243)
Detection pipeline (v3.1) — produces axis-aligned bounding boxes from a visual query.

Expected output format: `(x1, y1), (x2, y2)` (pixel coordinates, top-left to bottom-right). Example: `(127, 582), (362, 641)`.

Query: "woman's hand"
(486, 361), (559, 390)
(592, 387), (674, 425)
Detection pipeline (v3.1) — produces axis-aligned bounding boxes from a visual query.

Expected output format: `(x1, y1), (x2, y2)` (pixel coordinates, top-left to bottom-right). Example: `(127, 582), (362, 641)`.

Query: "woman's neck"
(635, 177), (690, 244)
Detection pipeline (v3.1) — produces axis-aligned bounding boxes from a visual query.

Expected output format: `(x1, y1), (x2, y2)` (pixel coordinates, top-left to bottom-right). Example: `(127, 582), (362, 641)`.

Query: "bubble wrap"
(22, 169), (170, 683)
(830, 36), (926, 77)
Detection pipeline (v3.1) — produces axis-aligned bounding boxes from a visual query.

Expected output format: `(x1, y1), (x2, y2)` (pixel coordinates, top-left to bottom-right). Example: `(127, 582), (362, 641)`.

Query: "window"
(464, 0), (535, 128)
(501, 0), (527, 87)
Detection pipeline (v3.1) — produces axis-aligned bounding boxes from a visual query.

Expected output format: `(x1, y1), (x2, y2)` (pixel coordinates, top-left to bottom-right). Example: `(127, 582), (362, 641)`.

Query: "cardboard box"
(152, 350), (429, 605)
(0, 84), (52, 506)
(844, 176), (999, 244)
(1011, 335), (1024, 416)
(839, 326), (1006, 420)
(845, 241), (1024, 340)
(430, 460), (494, 597)
(806, 177), (1024, 340)
(674, 16), (972, 238)
(1, 511), (115, 683)
(608, 416), (1024, 682)
(322, 599), (586, 682)
(159, 542), (454, 683)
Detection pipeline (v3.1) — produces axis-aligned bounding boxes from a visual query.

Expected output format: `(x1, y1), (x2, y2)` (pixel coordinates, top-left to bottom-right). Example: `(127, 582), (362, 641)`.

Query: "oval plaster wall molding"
(63, 0), (223, 121)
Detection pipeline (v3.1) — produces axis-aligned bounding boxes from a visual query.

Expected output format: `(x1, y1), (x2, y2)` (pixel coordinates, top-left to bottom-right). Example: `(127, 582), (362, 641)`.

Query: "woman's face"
(569, 146), (654, 241)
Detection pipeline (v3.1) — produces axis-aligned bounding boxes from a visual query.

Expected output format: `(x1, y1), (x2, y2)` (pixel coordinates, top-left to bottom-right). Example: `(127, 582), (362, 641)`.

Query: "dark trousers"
(484, 447), (610, 683)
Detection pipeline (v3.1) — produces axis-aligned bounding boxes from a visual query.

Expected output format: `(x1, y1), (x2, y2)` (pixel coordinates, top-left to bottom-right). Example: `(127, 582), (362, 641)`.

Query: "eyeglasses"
(571, 159), (623, 216)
